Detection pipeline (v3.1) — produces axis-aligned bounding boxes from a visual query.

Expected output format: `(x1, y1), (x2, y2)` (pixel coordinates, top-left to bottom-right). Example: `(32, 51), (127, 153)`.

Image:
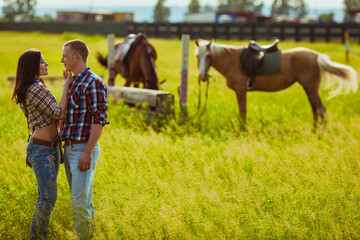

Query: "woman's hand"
(63, 70), (73, 87)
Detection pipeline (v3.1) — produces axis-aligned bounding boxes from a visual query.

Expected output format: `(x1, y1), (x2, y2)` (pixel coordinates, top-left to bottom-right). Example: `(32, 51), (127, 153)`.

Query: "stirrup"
(247, 79), (255, 90)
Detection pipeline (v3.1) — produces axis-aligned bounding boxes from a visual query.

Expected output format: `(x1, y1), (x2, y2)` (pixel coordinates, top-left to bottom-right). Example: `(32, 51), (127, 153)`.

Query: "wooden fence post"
(238, 23), (243, 41)
(265, 22), (270, 41)
(295, 23), (300, 42)
(180, 34), (190, 121)
(177, 23), (182, 39)
(342, 24), (346, 43)
(212, 24), (217, 40)
(107, 34), (115, 86)
(345, 30), (350, 63)
(188, 23), (193, 39)
(310, 24), (315, 42)
(166, 22), (170, 38)
(225, 23), (230, 40)
(154, 23), (159, 38)
(133, 23), (138, 34)
(325, 24), (330, 43)
(143, 22), (148, 36)
(280, 23), (285, 41)
(251, 23), (256, 40)
(199, 24), (204, 39)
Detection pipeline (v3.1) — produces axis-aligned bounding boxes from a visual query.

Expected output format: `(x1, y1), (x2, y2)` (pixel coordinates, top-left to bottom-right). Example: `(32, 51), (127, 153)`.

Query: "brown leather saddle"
(114, 33), (148, 78)
(240, 39), (280, 90)
(114, 33), (138, 62)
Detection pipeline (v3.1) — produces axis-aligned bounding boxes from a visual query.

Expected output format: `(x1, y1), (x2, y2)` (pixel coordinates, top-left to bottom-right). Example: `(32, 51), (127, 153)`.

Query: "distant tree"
(318, 12), (335, 23)
(2, 0), (37, 21)
(217, 0), (264, 14)
(187, 0), (201, 15)
(271, 0), (307, 18)
(344, 0), (360, 15)
(203, 3), (214, 12)
(153, 0), (170, 23)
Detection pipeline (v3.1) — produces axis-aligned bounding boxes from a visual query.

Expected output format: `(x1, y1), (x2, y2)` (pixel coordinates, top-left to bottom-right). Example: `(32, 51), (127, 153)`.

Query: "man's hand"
(78, 151), (92, 171)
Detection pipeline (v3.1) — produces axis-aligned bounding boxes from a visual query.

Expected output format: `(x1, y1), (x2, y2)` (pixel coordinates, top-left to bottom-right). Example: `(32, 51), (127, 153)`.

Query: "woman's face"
(38, 55), (49, 77)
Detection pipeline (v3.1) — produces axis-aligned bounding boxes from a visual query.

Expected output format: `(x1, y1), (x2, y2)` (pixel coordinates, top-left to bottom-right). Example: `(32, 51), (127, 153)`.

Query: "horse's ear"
(195, 39), (199, 47)
(206, 39), (213, 48)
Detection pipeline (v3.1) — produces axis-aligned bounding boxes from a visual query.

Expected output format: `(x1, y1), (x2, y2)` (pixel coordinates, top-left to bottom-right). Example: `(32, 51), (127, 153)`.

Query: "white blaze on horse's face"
(196, 42), (212, 82)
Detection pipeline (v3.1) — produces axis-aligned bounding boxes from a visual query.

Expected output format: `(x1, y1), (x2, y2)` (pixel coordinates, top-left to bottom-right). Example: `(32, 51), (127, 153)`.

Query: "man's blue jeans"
(64, 142), (100, 240)
(26, 142), (60, 240)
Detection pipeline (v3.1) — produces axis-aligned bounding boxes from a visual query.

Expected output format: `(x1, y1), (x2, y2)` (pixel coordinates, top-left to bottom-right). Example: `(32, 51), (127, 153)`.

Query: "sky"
(0, 0), (345, 9)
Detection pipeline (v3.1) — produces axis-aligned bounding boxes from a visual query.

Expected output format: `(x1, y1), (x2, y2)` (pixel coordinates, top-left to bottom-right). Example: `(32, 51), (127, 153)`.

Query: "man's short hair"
(64, 39), (89, 62)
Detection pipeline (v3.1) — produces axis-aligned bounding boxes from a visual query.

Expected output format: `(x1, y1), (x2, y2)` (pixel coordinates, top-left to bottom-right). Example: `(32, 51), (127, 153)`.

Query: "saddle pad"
(114, 34), (138, 62)
(240, 51), (281, 77)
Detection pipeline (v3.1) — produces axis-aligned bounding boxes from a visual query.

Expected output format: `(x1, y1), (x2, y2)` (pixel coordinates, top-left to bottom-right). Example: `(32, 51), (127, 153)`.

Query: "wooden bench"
(107, 86), (174, 119)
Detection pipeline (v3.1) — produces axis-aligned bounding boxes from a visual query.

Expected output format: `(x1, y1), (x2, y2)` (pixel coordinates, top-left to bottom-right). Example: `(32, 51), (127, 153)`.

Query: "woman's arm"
(58, 70), (73, 119)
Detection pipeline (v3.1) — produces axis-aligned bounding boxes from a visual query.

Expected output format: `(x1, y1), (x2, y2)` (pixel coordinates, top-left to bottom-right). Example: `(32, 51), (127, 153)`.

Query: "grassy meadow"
(1, 31), (360, 239)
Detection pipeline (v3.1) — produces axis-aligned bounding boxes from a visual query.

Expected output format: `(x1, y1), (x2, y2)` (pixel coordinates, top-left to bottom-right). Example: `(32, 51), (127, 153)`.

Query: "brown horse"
(195, 39), (358, 127)
(97, 34), (159, 90)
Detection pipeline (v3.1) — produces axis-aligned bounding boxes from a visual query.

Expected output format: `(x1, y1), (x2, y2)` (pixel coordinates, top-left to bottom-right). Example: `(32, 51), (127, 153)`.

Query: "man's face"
(61, 46), (77, 72)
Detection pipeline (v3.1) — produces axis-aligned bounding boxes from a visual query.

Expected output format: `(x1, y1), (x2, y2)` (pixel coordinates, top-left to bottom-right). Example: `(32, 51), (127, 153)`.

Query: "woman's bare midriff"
(32, 123), (58, 142)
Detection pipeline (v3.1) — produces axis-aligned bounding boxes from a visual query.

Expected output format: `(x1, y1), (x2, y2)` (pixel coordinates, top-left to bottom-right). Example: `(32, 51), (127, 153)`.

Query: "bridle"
(196, 47), (212, 119)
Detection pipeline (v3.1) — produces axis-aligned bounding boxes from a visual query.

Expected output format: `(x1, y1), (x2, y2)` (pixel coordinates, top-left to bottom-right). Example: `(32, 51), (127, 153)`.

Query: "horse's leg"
(234, 89), (247, 122)
(134, 81), (140, 88)
(124, 77), (132, 87)
(303, 88), (326, 128)
(127, 64), (141, 88)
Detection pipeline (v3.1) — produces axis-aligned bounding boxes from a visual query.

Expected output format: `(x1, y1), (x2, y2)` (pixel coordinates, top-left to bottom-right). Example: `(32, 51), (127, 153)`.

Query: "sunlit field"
(1, 31), (360, 239)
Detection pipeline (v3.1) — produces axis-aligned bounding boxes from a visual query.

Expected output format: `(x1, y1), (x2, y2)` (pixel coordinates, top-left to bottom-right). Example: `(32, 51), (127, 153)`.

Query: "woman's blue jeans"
(26, 142), (60, 240)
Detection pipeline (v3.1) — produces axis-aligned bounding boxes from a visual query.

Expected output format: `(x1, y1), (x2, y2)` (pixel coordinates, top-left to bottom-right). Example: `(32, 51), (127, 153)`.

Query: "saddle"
(114, 33), (139, 62)
(114, 33), (147, 78)
(240, 39), (280, 90)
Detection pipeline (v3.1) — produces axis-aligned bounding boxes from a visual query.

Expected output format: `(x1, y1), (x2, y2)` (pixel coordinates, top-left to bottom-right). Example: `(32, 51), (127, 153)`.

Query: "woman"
(12, 49), (73, 239)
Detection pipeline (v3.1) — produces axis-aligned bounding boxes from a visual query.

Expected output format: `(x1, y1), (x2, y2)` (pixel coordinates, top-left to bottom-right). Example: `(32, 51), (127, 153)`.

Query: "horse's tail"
(96, 51), (108, 68)
(318, 54), (358, 98)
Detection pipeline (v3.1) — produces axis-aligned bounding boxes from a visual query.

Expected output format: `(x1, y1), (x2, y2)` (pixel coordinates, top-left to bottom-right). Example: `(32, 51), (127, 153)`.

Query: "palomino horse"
(97, 34), (159, 90)
(195, 39), (358, 127)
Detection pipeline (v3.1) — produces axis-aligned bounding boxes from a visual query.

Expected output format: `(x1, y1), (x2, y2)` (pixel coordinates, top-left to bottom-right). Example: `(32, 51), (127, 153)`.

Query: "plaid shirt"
(62, 67), (109, 141)
(20, 79), (62, 131)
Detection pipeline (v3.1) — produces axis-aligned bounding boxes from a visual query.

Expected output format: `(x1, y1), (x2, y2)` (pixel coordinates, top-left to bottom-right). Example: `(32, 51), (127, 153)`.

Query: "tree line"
(1, 0), (358, 23)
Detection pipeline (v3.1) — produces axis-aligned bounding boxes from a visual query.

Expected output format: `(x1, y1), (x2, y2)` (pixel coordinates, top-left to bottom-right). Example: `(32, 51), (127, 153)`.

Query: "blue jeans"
(26, 142), (60, 240)
(64, 142), (100, 240)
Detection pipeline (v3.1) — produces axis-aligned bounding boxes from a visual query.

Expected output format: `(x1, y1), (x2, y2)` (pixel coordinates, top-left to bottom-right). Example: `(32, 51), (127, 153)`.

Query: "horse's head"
(195, 39), (213, 82)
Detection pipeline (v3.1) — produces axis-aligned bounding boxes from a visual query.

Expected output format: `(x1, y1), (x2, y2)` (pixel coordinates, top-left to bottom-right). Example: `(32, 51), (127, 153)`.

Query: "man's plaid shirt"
(62, 67), (109, 141)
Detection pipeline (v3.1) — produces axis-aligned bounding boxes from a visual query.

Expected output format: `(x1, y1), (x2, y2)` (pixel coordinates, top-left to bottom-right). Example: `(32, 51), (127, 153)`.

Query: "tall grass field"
(1, 31), (360, 239)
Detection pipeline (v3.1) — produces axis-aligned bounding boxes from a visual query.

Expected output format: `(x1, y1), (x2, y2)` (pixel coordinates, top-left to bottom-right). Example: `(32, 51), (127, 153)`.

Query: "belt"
(64, 139), (88, 145)
(30, 137), (57, 148)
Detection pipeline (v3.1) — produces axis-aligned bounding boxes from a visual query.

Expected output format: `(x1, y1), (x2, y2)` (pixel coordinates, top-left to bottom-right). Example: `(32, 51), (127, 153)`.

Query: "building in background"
(185, 11), (272, 23)
(57, 11), (134, 22)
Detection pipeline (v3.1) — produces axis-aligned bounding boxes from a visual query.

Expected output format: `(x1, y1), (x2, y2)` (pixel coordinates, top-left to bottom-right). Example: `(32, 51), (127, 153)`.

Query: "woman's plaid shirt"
(62, 67), (109, 141)
(20, 79), (62, 131)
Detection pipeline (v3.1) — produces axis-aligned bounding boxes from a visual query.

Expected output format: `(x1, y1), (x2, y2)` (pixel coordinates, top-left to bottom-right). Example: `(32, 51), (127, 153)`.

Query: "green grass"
(1, 31), (360, 239)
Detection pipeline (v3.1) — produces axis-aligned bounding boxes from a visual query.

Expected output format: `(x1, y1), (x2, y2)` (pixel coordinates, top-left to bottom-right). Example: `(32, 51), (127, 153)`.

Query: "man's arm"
(78, 124), (103, 171)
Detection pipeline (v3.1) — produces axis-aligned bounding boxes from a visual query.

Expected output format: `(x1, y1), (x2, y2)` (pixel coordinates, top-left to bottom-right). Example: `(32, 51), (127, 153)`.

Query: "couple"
(12, 39), (109, 239)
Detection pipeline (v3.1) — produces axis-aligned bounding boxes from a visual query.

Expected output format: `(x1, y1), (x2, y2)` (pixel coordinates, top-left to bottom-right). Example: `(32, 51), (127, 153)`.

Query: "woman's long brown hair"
(12, 49), (41, 104)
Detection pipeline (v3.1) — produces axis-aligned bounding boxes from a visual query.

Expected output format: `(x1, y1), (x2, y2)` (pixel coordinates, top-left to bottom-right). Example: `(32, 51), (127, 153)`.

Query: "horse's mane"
(195, 39), (242, 57)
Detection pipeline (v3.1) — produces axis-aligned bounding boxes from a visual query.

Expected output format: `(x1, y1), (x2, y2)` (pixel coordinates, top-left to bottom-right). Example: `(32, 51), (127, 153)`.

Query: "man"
(61, 39), (109, 239)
